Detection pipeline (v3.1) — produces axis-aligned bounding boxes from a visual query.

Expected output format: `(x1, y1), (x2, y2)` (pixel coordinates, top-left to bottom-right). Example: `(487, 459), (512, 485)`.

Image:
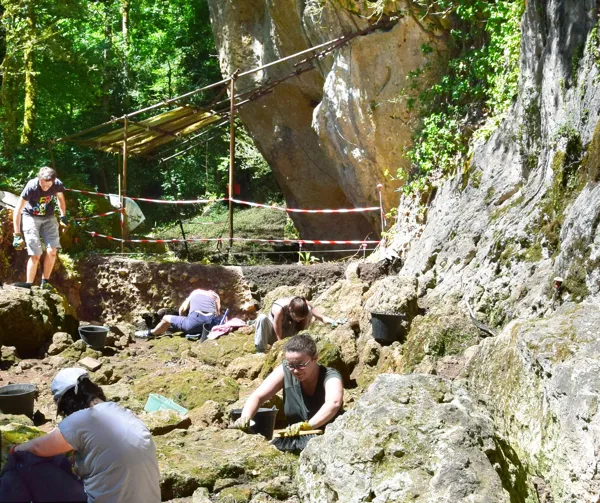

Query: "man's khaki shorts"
(22, 214), (61, 256)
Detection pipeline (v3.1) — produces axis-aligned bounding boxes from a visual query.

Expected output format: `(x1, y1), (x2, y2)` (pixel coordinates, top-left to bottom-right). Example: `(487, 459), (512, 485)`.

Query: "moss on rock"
(57, 339), (102, 363)
(1, 423), (44, 466)
(146, 332), (255, 369)
(194, 333), (256, 367)
(156, 429), (297, 500)
(580, 117), (600, 183)
(259, 340), (286, 378)
(215, 485), (253, 502)
(398, 305), (481, 373)
(317, 336), (354, 383)
(133, 369), (239, 411)
(562, 238), (600, 301)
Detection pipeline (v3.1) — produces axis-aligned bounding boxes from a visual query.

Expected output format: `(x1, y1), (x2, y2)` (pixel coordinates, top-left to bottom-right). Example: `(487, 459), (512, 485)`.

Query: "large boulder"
(206, 1), (446, 239)
(0, 287), (78, 353)
(314, 327), (358, 384)
(467, 301), (600, 502)
(156, 428), (298, 500)
(298, 374), (531, 502)
(226, 353), (266, 380)
(139, 409), (191, 436)
(310, 278), (369, 336)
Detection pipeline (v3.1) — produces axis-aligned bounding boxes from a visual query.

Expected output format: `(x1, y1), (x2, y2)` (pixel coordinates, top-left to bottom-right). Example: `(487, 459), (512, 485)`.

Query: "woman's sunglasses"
(284, 359), (311, 370)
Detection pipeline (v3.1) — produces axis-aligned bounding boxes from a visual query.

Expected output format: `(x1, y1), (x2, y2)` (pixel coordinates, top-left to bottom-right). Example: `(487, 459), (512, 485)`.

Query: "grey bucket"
(0, 383), (36, 416)
(370, 312), (406, 345)
(78, 325), (109, 348)
(230, 407), (278, 440)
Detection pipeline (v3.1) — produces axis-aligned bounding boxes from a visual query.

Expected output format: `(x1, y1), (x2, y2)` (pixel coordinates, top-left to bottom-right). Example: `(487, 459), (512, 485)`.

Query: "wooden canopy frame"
(53, 20), (391, 251)
(72, 107), (222, 156)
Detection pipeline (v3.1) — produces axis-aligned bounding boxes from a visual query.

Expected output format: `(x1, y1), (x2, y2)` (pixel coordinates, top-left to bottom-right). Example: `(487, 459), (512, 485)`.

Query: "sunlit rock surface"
(298, 374), (526, 502)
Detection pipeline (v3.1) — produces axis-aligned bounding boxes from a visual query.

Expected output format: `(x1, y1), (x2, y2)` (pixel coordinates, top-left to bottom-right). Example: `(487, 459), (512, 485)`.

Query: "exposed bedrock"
(395, 0), (600, 323)
(0, 287), (78, 353)
(467, 301), (600, 503)
(298, 374), (531, 503)
(206, 0), (445, 240)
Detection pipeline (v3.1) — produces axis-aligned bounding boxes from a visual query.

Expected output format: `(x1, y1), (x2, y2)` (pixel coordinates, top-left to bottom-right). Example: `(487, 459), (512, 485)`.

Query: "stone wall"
(48, 257), (348, 323)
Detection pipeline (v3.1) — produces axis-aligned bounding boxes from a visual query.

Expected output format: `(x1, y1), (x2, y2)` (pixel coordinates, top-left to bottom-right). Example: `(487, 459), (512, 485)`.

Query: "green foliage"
(0, 0), (282, 253)
(527, 126), (583, 259)
(153, 205), (292, 263)
(403, 111), (465, 192)
(298, 250), (321, 265)
(400, 0), (525, 195)
(580, 118), (600, 183)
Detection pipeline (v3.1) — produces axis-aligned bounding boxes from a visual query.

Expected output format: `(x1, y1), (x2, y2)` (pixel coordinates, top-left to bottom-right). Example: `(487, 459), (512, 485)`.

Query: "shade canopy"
(71, 106), (222, 156)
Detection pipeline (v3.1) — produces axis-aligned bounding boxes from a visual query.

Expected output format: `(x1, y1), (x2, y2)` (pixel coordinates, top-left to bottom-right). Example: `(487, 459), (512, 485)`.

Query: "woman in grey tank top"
(231, 334), (343, 444)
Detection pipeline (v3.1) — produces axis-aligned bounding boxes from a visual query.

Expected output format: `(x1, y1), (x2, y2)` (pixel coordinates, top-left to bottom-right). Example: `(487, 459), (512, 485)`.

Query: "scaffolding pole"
(122, 116), (129, 251)
(228, 75), (237, 248)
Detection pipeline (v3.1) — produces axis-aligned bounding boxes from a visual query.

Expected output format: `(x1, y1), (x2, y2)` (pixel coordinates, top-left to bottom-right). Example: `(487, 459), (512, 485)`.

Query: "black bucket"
(230, 407), (278, 440)
(0, 384), (36, 416)
(78, 325), (109, 349)
(370, 312), (406, 345)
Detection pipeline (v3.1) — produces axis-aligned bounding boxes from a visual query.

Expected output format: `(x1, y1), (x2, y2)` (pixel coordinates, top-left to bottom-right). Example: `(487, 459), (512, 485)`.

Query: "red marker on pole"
(377, 183), (385, 235)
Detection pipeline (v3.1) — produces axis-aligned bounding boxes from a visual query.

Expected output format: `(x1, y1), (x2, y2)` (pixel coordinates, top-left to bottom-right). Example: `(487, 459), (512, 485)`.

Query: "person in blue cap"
(12, 368), (161, 503)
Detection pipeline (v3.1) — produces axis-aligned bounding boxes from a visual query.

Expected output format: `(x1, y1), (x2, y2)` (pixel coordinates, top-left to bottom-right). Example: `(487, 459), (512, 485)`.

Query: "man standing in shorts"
(12, 167), (68, 289)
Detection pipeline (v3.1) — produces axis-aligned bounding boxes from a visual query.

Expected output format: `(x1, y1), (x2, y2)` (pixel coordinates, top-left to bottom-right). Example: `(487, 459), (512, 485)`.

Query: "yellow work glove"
(280, 421), (311, 437)
(229, 416), (253, 432)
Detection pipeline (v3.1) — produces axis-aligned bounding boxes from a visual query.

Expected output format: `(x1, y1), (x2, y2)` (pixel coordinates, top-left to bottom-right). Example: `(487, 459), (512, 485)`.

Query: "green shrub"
(400, 0), (525, 195)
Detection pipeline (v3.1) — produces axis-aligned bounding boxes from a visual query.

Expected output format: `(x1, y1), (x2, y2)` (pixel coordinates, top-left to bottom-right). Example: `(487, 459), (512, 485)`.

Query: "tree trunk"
(120, 0), (130, 110)
(98, 1), (113, 190)
(20, 0), (36, 145)
(1, 55), (19, 156)
(1, 4), (19, 157)
(101, 5), (112, 116)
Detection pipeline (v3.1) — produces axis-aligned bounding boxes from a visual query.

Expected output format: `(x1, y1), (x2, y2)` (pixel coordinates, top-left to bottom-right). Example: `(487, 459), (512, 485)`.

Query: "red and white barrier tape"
(73, 210), (119, 221)
(229, 198), (379, 214)
(85, 230), (380, 245)
(132, 196), (222, 204)
(66, 189), (378, 213)
(66, 188), (222, 205)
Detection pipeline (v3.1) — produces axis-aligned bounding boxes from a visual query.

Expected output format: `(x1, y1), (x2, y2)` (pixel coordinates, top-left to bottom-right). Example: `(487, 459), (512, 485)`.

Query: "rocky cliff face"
(206, 0), (445, 240)
(207, 0), (600, 322)
(467, 301), (600, 502)
(204, 1), (600, 502)
(299, 374), (527, 502)
(398, 0), (600, 322)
